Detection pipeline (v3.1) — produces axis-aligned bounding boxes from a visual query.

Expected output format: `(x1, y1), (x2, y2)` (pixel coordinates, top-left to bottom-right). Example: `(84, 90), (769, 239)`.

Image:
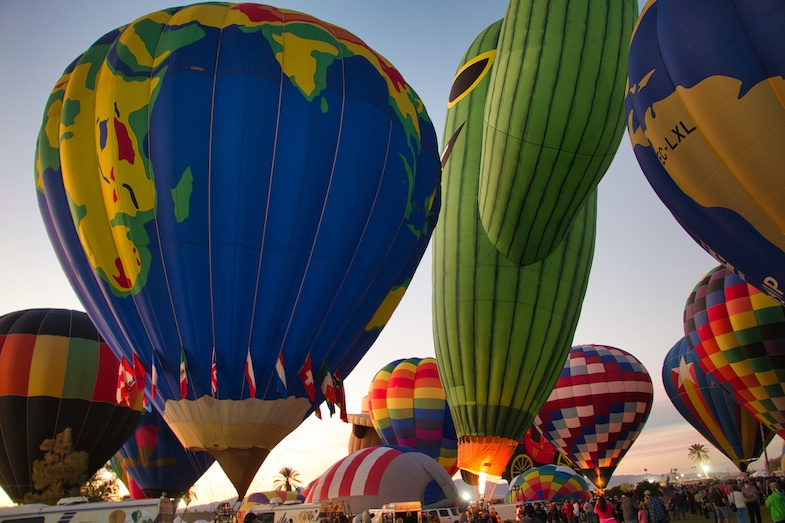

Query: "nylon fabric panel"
(478, 0), (635, 265)
(433, 20), (596, 477)
(662, 337), (774, 471)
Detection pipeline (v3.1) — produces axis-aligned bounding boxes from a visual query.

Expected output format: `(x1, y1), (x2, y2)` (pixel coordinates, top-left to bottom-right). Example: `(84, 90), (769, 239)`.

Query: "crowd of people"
(503, 478), (785, 523)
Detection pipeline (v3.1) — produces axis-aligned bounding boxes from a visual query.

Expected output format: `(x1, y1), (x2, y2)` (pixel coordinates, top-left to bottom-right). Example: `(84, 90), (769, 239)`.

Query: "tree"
(23, 428), (90, 505)
(80, 463), (121, 502)
(273, 466), (302, 492)
(687, 443), (711, 465)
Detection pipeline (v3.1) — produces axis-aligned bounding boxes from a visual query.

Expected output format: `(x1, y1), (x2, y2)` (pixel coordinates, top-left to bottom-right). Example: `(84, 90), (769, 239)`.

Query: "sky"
(0, 0), (781, 508)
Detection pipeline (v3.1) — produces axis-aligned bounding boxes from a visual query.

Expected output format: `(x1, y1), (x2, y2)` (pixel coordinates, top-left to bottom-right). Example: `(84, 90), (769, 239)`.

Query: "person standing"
(565, 499), (576, 523)
(584, 499), (597, 523)
(742, 480), (761, 523)
(637, 502), (649, 523)
(730, 484), (749, 523)
(710, 484), (731, 523)
(595, 496), (615, 523)
(766, 483), (785, 523)
(622, 494), (638, 523)
(645, 491), (667, 523)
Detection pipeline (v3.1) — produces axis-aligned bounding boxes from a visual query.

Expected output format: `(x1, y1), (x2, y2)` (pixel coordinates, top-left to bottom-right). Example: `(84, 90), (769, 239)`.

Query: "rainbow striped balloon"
(368, 358), (458, 476)
(684, 265), (785, 438)
(506, 465), (590, 503)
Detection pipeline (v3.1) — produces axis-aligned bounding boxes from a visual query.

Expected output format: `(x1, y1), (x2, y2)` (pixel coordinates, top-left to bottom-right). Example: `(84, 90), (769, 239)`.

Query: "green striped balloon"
(478, 0), (637, 265)
(433, 18), (596, 478)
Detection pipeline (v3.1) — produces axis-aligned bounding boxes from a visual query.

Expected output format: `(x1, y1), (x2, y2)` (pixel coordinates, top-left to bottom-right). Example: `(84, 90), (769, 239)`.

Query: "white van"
(0, 498), (176, 523)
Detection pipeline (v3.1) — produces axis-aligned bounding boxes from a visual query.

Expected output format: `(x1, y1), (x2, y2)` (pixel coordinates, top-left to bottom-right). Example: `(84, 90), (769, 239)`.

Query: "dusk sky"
(0, 0), (780, 507)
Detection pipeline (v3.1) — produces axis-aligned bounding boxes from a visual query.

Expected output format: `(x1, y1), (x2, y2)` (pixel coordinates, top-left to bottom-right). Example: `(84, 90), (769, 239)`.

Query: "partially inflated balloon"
(35, 4), (440, 498)
(534, 344), (653, 488)
(662, 337), (774, 472)
(109, 454), (146, 499)
(0, 309), (143, 503)
(627, 0), (785, 304)
(434, 21), (596, 478)
(116, 408), (214, 499)
(368, 357), (458, 476)
(477, 0), (637, 264)
(683, 266), (785, 438)
(506, 465), (590, 503)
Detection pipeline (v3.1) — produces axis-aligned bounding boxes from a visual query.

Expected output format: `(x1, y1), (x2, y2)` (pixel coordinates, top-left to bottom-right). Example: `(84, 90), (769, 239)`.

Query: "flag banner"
(179, 348), (188, 399)
(274, 349), (287, 397)
(245, 349), (257, 397)
(132, 353), (146, 393)
(298, 354), (316, 402)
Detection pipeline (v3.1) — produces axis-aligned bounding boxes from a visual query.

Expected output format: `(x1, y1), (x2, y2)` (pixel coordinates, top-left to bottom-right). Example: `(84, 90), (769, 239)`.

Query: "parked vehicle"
(0, 497), (176, 523)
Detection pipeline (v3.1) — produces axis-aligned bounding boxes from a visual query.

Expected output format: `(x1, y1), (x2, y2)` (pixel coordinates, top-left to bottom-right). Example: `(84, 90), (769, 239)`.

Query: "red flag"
(132, 354), (146, 393)
(151, 363), (158, 398)
(116, 356), (134, 405)
(211, 349), (218, 397)
(245, 349), (257, 397)
(334, 369), (348, 423)
(314, 404), (322, 420)
(179, 348), (188, 399)
(298, 355), (316, 402)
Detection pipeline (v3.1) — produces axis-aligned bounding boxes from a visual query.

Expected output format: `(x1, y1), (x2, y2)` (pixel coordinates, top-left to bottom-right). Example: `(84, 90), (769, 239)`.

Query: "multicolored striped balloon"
(304, 445), (459, 514)
(534, 344), (653, 488)
(368, 358), (458, 476)
(0, 308), (144, 503)
(662, 337), (775, 472)
(506, 465), (591, 503)
(683, 265), (785, 438)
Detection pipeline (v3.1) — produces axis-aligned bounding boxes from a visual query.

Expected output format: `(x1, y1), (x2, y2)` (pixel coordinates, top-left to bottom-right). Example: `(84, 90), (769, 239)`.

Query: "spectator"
(645, 491), (667, 523)
(742, 480), (761, 523)
(729, 483), (749, 523)
(622, 494), (638, 523)
(710, 484), (731, 523)
(765, 482), (785, 523)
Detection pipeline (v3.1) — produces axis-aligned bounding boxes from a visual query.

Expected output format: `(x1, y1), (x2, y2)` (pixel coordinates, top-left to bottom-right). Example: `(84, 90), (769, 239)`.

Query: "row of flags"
(117, 350), (348, 421)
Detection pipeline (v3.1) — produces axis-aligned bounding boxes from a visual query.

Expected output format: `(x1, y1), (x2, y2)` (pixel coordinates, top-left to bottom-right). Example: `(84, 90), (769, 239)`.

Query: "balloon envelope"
(506, 465), (590, 503)
(683, 265), (785, 438)
(368, 357), (458, 476)
(0, 309), (143, 503)
(662, 337), (775, 472)
(116, 407), (214, 499)
(433, 19), (596, 478)
(626, 0), (785, 304)
(35, 3), (440, 498)
(304, 446), (459, 513)
(534, 344), (653, 488)
(478, 0), (637, 264)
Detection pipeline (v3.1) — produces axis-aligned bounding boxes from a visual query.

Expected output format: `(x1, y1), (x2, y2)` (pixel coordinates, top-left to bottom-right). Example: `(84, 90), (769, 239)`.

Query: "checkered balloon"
(683, 265), (785, 438)
(534, 344), (653, 488)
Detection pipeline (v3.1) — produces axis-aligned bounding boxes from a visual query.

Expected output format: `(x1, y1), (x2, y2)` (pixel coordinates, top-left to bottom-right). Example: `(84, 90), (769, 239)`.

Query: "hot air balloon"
(506, 465), (591, 503)
(504, 427), (572, 481)
(683, 265), (785, 438)
(115, 408), (214, 499)
(347, 396), (383, 455)
(662, 337), (775, 472)
(534, 344), (653, 488)
(626, 0), (785, 305)
(433, 19), (597, 478)
(304, 446), (459, 513)
(0, 309), (144, 503)
(35, 3), (440, 498)
(109, 454), (146, 500)
(475, 0), (637, 265)
(368, 357), (458, 476)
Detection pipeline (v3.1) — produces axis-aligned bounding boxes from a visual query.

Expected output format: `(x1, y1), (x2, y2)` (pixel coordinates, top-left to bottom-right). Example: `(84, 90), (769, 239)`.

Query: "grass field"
(668, 506), (775, 523)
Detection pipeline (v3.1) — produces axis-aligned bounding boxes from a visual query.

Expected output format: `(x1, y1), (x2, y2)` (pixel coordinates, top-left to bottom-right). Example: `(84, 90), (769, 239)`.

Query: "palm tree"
(273, 466), (302, 492)
(687, 443), (711, 465)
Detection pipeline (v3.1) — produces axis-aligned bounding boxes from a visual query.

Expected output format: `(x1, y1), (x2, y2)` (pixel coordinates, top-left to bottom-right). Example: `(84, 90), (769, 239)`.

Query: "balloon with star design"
(662, 337), (775, 472)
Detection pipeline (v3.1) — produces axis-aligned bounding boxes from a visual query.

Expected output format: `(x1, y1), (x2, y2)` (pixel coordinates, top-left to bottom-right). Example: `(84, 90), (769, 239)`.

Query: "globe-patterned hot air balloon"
(683, 265), (785, 438)
(626, 0), (785, 305)
(35, 3), (440, 498)
(433, 16), (597, 479)
(477, 0), (637, 265)
(534, 344), (653, 488)
(304, 446), (459, 514)
(115, 408), (214, 499)
(0, 309), (144, 503)
(368, 357), (458, 476)
(662, 337), (775, 472)
(506, 465), (591, 503)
